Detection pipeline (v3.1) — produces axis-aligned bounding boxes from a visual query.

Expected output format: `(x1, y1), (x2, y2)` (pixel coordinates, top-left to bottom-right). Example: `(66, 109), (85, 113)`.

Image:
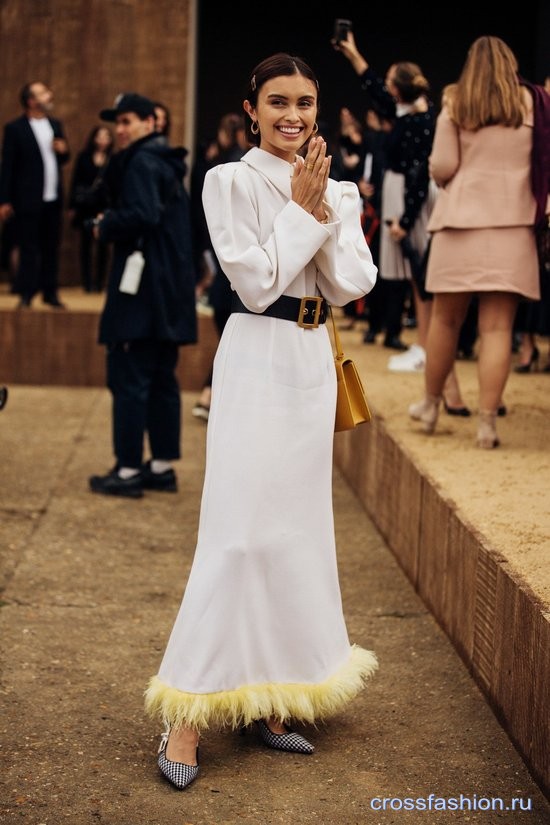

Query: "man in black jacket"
(0, 81), (70, 307)
(89, 93), (197, 498)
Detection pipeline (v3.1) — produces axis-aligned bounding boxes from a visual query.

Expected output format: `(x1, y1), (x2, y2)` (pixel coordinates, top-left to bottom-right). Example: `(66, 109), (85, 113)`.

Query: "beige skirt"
(380, 170), (438, 281)
(426, 226), (540, 300)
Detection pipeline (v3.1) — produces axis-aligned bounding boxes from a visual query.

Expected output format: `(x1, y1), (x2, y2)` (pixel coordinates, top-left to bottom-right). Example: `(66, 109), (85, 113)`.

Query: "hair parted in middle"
(443, 35), (525, 131)
(243, 52), (320, 146)
(84, 124), (114, 155)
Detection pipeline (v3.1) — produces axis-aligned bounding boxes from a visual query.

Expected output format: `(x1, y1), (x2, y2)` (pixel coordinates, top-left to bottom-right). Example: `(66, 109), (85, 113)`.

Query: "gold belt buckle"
(298, 296), (323, 329)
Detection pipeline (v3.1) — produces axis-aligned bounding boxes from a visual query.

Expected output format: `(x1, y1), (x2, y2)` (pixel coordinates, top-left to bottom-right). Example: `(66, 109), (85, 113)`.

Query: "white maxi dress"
(145, 147), (379, 731)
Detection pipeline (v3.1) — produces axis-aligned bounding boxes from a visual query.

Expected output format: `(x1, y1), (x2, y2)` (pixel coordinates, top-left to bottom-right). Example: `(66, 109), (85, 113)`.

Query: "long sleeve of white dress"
(201, 147), (377, 310)
(145, 148), (378, 732)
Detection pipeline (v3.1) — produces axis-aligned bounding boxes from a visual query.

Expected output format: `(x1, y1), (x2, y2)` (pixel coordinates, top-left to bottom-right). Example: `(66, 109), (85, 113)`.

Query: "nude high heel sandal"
(477, 410), (500, 449)
(408, 394), (442, 434)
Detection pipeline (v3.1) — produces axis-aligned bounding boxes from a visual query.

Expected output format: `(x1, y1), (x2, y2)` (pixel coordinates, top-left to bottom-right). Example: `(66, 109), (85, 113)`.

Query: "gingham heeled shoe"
(255, 719), (314, 754)
(157, 728), (200, 790)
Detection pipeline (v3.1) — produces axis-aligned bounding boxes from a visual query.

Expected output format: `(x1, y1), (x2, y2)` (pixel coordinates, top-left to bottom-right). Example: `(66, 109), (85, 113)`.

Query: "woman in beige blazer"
(409, 36), (540, 448)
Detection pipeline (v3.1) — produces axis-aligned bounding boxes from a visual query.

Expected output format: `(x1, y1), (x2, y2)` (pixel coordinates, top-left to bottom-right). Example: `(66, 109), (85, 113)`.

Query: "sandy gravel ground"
(0, 381), (549, 823)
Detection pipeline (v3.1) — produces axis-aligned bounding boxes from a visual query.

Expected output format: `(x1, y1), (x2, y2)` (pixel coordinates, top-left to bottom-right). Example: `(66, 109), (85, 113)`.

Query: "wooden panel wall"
(0, 309), (218, 391)
(0, 309), (111, 386)
(333, 419), (550, 800)
(0, 0), (193, 286)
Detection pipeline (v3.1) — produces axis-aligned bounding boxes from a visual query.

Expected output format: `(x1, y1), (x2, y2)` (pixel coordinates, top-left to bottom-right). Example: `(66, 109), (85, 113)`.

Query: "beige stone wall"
(0, 0), (194, 285)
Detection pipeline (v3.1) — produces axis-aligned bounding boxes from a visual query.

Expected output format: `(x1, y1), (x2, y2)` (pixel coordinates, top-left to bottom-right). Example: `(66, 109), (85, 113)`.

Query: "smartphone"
(334, 18), (352, 42)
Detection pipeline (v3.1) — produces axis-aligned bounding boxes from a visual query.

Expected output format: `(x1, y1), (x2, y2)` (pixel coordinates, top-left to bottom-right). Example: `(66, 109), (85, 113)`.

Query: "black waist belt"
(231, 293), (327, 328)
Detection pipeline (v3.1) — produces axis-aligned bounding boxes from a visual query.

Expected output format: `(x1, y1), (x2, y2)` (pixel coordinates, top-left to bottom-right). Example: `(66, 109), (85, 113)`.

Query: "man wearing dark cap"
(89, 92), (197, 498)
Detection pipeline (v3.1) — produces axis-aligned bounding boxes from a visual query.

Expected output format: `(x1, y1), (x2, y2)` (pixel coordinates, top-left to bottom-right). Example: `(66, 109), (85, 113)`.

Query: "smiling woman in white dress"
(145, 52), (378, 790)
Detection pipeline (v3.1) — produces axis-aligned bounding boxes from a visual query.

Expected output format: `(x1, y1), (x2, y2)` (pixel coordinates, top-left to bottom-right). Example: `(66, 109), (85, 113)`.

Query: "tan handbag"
(329, 306), (372, 432)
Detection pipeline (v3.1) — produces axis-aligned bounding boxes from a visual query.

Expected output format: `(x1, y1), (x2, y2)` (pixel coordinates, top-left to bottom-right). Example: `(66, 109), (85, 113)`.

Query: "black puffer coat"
(98, 134), (197, 345)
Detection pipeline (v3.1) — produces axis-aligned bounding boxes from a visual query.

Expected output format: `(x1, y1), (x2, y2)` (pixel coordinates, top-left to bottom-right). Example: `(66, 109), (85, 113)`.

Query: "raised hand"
(292, 136), (331, 221)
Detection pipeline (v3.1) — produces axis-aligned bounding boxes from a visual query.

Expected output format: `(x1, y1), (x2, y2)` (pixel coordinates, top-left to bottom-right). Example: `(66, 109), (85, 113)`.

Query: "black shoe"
(443, 400), (471, 417)
(18, 296), (32, 308)
(141, 460), (178, 492)
(383, 336), (407, 351)
(43, 297), (66, 309)
(363, 330), (377, 344)
(514, 347), (539, 373)
(0, 386), (8, 410)
(89, 468), (143, 498)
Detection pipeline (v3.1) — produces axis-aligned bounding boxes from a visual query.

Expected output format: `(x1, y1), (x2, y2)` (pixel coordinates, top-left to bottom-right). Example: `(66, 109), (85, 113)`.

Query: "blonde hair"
(444, 36), (525, 130)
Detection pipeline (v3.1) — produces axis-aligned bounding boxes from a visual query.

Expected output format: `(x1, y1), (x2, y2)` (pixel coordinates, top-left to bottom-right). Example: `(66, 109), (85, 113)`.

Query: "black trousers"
(202, 267), (233, 389)
(381, 279), (410, 339)
(15, 202), (62, 301)
(106, 340), (181, 468)
(364, 278), (385, 334)
(79, 228), (109, 292)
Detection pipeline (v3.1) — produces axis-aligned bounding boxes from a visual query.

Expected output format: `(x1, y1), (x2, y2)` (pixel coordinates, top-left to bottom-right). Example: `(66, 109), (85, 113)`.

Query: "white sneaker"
(195, 296), (214, 317)
(192, 402), (210, 421)
(388, 344), (426, 373)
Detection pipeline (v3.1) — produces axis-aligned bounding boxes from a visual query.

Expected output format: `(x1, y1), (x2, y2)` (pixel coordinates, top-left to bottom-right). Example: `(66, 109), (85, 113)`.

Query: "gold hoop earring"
(251, 121), (259, 135)
(312, 122), (319, 134)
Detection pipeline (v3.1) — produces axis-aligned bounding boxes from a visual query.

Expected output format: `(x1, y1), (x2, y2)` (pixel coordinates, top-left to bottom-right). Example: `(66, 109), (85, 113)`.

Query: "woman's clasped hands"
(292, 136), (331, 223)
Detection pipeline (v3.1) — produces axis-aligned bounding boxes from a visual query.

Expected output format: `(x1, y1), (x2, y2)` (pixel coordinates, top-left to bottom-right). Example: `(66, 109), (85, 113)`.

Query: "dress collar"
(240, 146), (294, 198)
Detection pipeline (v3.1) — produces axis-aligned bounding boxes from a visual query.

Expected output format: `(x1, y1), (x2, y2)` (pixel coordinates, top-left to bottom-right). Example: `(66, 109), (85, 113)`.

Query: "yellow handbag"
(329, 306), (372, 432)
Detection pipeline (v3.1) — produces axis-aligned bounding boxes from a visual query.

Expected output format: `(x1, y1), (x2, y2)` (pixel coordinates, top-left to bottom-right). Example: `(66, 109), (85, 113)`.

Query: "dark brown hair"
(391, 62), (430, 104)
(153, 101), (172, 137)
(84, 125), (114, 155)
(20, 82), (38, 108)
(243, 53), (320, 146)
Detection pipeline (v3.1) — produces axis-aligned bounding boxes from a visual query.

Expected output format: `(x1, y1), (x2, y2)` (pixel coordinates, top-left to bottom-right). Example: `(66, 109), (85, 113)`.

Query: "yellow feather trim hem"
(144, 644), (378, 732)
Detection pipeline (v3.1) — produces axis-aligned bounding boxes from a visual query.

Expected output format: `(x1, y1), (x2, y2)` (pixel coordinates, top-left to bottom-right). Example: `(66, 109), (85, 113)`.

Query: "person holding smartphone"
(334, 28), (468, 413)
(334, 29), (435, 358)
(334, 18), (352, 44)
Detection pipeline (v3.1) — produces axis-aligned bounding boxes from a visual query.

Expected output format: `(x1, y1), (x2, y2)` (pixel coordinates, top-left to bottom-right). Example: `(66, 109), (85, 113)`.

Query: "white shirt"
(28, 117), (58, 201)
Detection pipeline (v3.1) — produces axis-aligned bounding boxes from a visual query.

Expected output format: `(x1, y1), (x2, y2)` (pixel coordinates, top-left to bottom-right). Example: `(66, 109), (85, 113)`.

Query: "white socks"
(118, 467), (140, 479)
(151, 460), (172, 474)
(118, 460), (172, 478)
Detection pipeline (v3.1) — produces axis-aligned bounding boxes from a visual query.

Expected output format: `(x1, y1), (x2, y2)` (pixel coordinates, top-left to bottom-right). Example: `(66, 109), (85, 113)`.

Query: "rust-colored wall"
(0, 0), (193, 286)
(0, 308), (218, 391)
